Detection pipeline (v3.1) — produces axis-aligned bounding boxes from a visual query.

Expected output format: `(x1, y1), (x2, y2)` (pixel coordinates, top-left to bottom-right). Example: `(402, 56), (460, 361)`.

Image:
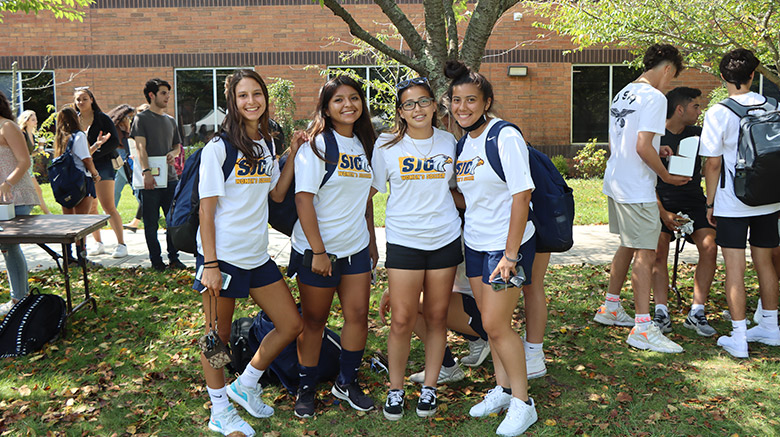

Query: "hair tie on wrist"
(203, 265), (220, 269)
(312, 250), (326, 255)
(504, 251), (521, 263)
(203, 260), (219, 265)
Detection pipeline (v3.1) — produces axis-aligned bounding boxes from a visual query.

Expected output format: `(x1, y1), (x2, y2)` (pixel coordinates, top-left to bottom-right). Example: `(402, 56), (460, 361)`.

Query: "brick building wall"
(1, 0), (721, 151)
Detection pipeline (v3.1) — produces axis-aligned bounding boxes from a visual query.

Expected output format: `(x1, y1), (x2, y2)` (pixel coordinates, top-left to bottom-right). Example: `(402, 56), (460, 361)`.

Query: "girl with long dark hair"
(195, 69), (304, 436)
(16, 110), (51, 214)
(445, 60), (540, 436)
(370, 77), (462, 420)
(73, 87), (127, 258)
(288, 75), (377, 418)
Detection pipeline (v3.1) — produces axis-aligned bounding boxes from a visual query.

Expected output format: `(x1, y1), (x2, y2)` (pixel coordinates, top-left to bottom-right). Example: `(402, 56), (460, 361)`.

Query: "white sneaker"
(469, 385), (511, 417)
(717, 334), (749, 358)
(496, 397), (538, 437)
(525, 347), (547, 380)
(626, 324), (684, 353)
(112, 244), (128, 258)
(87, 242), (105, 256)
(208, 405), (255, 436)
(227, 379), (274, 418)
(409, 363), (465, 384)
(746, 325), (780, 346)
(753, 305), (764, 326)
(0, 300), (15, 318)
(459, 338), (491, 367)
(594, 304), (634, 327)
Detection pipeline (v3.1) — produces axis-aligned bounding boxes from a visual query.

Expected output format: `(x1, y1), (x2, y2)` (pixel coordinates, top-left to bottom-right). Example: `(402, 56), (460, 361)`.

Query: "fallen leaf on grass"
(18, 386), (31, 396)
(545, 419), (557, 426)
(616, 392), (632, 403)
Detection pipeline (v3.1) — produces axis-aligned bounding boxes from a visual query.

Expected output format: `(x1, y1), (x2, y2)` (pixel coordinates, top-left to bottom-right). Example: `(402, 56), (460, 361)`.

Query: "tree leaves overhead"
(0, 0), (92, 22)
(528, 0), (780, 86)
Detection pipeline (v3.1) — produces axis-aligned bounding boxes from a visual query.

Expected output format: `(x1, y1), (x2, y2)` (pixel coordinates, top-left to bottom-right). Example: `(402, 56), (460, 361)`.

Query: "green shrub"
(573, 139), (607, 178)
(551, 155), (569, 178)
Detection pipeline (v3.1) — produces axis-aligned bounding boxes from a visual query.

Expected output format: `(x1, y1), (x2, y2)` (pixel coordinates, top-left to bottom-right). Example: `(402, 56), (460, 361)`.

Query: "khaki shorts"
(608, 198), (661, 250)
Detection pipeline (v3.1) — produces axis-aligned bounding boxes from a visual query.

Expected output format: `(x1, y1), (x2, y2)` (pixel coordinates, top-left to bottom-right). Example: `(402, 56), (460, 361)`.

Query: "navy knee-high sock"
(454, 329), (480, 342)
(337, 348), (364, 386)
(442, 347), (456, 368)
(298, 365), (318, 391)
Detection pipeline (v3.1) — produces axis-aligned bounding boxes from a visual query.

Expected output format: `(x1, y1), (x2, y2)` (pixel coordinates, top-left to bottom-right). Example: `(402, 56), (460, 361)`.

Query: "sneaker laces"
(692, 311), (709, 325)
(420, 387), (436, 404)
(482, 386), (504, 405)
(387, 390), (403, 407)
(215, 406), (245, 427)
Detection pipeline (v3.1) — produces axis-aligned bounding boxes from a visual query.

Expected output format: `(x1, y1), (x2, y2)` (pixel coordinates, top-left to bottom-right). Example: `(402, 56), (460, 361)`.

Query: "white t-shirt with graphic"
(196, 136), (279, 269)
(71, 131), (92, 177)
(292, 131), (373, 258)
(455, 118), (535, 252)
(603, 82), (667, 203)
(372, 128), (461, 250)
(699, 92), (780, 217)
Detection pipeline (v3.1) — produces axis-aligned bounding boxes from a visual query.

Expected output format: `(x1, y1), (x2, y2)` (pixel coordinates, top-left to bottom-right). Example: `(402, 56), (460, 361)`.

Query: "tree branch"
(372, 0), (427, 58)
(443, 0), (459, 60)
(320, 0), (424, 72)
(461, 0), (518, 70)
(423, 0), (448, 64)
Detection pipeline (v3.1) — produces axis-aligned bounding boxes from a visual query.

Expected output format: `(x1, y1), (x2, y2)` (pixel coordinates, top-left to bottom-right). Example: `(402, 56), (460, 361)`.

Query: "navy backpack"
(0, 290), (67, 358)
(48, 136), (87, 209)
(167, 133), (238, 254)
(267, 129), (340, 236)
(456, 121), (575, 253)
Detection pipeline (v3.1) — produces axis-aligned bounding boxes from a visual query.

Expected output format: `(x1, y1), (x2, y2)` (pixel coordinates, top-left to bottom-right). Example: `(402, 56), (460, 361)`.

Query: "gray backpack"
(718, 96), (780, 206)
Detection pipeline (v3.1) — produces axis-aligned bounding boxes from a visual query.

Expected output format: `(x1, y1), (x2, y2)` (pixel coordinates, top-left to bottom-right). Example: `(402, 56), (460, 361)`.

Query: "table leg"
(61, 243), (73, 315)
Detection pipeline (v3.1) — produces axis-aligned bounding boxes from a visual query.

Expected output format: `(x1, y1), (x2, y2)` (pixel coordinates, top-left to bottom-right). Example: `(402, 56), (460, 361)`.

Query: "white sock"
(757, 298), (764, 312)
(208, 386), (230, 413)
(605, 293), (621, 311)
(690, 304), (705, 314)
(239, 363), (265, 389)
(760, 309), (778, 330)
(524, 341), (543, 354)
(655, 304), (669, 316)
(731, 319), (747, 341)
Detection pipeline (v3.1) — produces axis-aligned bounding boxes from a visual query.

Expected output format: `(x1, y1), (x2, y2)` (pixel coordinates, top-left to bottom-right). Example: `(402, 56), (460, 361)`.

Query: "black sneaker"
(383, 389), (404, 421)
(684, 309), (717, 337)
(416, 385), (438, 418)
(168, 260), (187, 270)
(331, 380), (375, 412)
(151, 263), (166, 272)
(652, 309), (672, 333)
(294, 386), (316, 418)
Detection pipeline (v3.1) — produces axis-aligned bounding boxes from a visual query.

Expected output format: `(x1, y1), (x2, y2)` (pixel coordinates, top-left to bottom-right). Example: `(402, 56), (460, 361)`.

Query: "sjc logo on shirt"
(235, 154), (273, 184)
(398, 154), (452, 180)
(338, 153), (372, 179)
(455, 156), (484, 182)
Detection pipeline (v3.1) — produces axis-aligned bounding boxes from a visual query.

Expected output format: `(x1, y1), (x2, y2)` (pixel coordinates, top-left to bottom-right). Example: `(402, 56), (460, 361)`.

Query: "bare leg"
(608, 246), (636, 297)
(651, 233), (672, 306)
(297, 282), (337, 367)
(722, 248), (747, 320)
(420, 267), (456, 387)
(752, 246), (779, 312)
(690, 228), (717, 306)
(247, 280), (303, 370)
(95, 180), (125, 245)
(386, 269), (425, 390)
(631, 249), (655, 315)
(524, 253), (549, 344)
(201, 295), (236, 389)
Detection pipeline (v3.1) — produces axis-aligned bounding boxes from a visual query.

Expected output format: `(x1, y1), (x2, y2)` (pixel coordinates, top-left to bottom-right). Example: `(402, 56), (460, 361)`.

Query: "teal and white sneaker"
(208, 405), (255, 436)
(228, 379), (274, 418)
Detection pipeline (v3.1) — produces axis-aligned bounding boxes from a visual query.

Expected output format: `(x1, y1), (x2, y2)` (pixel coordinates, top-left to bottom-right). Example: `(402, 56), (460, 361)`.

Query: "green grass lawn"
(35, 183), (141, 225)
(1, 263), (777, 435)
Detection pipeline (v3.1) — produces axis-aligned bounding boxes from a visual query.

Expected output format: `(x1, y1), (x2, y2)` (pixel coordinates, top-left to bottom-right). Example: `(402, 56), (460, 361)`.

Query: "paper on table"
(667, 136), (699, 177)
(132, 156), (168, 189)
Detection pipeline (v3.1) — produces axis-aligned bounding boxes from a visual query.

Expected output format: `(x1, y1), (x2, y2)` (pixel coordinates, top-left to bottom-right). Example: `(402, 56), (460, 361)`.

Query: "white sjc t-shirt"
(455, 118), (535, 252)
(699, 92), (780, 218)
(603, 82), (667, 203)
(291, 130), (373, 258)
(372, 128), (461, 250)
(196, 136), (279, 269)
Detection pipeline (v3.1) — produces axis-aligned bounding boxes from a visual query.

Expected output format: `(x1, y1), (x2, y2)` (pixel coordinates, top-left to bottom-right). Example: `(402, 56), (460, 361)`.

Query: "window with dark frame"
(571, 65), (641, 144)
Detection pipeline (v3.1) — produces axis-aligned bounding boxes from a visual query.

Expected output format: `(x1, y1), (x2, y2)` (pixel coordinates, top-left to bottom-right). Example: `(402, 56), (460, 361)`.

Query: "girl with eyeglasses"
(287, 75), (377, 418)
(370, 77), (462, 420)
(445, 60), (539, 436)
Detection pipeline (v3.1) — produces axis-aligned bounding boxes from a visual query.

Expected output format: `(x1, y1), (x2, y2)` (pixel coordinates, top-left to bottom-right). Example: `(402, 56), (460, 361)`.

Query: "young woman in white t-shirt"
(369, 77), (461, 420)
(194, 69), (304, 437)
(445, 60), (540, 436)
(288, 75), (378, 418)
(53, 106), (103, 264)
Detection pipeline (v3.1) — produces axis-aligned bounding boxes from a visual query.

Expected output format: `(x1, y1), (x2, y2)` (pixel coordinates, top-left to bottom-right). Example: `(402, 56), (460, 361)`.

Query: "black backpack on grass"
(0, 290), (67, 358)
(226, 317), (255, 375)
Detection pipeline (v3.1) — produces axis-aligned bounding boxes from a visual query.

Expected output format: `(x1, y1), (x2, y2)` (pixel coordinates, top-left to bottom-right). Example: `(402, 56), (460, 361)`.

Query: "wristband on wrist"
(312, 250), (327, 256)
(203, 260), (219, 265)
(142, 168), (151, 173)
(705, 203), (714, 209)
(504, 251), (521, 263)
(203, 265), (220, 269)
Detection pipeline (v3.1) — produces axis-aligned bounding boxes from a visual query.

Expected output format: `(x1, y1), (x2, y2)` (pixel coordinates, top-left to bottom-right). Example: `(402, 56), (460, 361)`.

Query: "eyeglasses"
(400, 97), (434, 111)
(396, 77), (429, 91)
(74, 86), (90, 91)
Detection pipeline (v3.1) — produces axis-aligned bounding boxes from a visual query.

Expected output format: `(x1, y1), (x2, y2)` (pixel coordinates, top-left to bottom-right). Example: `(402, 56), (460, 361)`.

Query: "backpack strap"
(719, 96), (778, 118)
(320, 129), (339, 188)
(484, 120), (525, 183)
(217, 133), (240, 182)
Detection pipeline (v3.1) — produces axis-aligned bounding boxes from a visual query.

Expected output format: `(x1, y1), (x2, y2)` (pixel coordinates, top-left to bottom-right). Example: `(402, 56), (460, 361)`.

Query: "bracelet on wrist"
(142, 168), (151, 173)
(705, 203), (714, 209)
(203, 260), (219, 265)
(312, 250), (327, 256)
(203, 265), (220, 269)
(504, 251), (521, 263)
(3, 179), (13, 187)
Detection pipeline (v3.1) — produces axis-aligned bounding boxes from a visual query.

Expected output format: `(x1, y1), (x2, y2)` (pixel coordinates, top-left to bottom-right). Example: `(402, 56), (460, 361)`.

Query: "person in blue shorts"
(287, 75), (378, 418)
(194, 69), (304, 436)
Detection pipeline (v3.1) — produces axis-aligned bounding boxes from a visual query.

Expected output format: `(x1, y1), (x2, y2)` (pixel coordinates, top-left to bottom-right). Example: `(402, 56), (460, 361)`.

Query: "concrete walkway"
(2, 224), (731, 272)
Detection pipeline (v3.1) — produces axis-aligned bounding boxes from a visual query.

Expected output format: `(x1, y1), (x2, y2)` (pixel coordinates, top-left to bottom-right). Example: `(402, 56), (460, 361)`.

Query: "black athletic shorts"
(659, 199), (714, 237)
(385, 236), (463, 270)
(714, 211), (780, 249)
